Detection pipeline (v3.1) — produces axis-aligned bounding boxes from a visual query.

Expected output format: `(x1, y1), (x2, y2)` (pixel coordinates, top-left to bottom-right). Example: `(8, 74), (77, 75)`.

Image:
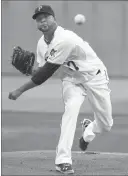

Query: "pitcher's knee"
(103, 125), (112, 132)
(65, 98), (83, 110)
(102, 120), (113, 132)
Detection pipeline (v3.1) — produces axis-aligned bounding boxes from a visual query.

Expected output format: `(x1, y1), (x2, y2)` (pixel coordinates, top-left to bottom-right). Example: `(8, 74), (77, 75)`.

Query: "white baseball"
(74, 14), (86, 25)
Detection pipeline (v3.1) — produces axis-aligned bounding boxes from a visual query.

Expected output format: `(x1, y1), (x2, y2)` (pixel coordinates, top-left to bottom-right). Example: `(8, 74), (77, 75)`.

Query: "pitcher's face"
(36, 13), (55, 32)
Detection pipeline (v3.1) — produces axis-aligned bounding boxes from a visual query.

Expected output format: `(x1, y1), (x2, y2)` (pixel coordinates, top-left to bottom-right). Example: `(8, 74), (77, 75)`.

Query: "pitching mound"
(2, 150), (128, 175)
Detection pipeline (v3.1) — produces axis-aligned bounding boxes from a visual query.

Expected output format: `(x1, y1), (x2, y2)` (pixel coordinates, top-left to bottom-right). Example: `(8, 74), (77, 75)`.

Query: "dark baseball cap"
(32, 5), (55, 19)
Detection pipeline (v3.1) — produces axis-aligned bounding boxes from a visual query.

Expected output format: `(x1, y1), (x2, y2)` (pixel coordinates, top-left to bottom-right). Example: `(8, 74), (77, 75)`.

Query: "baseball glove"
(11, 46), (35, 76)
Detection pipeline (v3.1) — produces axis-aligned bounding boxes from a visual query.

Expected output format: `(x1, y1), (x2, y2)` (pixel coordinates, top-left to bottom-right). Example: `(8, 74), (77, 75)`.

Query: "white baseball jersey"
(36, 26), (112, 165)
(37, 26), (106, 83)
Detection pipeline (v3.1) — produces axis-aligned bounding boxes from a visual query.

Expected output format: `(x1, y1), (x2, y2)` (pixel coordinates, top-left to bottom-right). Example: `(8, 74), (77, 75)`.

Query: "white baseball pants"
(55, 69), (113, 165)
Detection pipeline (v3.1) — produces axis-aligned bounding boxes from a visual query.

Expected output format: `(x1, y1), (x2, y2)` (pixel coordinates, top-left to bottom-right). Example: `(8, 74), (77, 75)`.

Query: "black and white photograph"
(1, 0), (128, 175)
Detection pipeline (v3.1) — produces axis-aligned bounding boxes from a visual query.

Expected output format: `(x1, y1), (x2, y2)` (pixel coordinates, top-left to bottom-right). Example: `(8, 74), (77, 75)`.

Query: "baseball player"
(9, 5), (113, 174)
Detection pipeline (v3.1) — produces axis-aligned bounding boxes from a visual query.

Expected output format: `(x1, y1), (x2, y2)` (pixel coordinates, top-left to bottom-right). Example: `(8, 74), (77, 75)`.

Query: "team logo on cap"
(38, 5), (43, 12)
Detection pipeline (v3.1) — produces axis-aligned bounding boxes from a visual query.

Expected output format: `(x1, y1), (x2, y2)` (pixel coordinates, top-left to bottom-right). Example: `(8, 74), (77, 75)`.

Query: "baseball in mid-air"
(74, 14), (86, 25)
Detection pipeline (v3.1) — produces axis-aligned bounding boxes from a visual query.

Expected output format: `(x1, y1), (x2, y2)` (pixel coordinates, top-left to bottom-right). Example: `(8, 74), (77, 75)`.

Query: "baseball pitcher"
(9, 5), (113, 174)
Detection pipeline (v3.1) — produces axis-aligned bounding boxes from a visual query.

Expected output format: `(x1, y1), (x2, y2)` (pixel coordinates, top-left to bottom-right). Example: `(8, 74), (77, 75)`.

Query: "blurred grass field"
(2, 76), (128, 114)
(2, 76), (128, 175)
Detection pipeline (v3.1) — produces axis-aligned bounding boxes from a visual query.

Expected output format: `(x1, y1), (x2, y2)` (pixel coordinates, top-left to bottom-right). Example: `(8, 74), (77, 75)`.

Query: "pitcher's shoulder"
(54, 31), (75, 46)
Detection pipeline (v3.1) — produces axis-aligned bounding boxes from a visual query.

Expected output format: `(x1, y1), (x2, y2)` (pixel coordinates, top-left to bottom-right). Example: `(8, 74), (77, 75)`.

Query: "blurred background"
(2, 0), (128, 77)
(2, 1), (128, 153)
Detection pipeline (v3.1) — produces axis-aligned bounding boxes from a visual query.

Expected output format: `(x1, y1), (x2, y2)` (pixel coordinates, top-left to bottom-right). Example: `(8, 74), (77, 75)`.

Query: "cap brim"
(32, 12), (43, 19)
(32, 12), (52, 20)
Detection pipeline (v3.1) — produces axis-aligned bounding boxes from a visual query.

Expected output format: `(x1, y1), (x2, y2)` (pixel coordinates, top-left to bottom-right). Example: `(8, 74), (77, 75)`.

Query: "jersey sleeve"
(47, 40), (75, 65)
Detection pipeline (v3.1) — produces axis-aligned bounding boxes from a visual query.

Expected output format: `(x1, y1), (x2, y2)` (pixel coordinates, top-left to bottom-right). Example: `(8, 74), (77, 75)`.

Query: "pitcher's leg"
(83, 83), (113, 144)
(55, 81), (85, 164)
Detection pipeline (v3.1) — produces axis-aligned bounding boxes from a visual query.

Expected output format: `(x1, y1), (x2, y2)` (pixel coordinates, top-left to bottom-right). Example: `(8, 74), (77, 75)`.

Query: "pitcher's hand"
(8, 89), (23, 100)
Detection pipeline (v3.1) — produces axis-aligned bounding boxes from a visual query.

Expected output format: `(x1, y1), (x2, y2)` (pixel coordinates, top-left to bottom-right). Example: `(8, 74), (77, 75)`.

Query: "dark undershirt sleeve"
(31, 62), (61, 85)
